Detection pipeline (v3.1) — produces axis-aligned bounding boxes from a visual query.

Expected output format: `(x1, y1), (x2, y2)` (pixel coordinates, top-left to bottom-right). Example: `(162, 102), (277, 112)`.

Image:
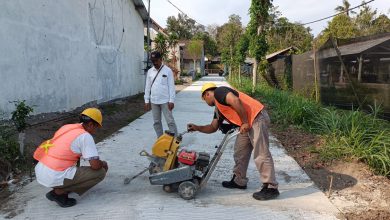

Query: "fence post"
(330, 36), (362, 107)
(313, 43), (319, 103)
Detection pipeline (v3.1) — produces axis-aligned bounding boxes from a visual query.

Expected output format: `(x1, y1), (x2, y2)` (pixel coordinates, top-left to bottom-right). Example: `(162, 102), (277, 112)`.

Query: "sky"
(142, 0), (390, 36)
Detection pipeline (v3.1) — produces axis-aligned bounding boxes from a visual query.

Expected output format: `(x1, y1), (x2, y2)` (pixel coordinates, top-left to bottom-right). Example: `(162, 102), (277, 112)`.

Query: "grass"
(230, 77), (390, 176)
(0, 122), (24, 177)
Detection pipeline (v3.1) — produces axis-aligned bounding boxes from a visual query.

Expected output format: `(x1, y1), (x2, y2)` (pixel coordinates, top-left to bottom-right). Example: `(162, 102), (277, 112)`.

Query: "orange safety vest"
(33, 124), (87, 171)
(215, 90), (264, 127)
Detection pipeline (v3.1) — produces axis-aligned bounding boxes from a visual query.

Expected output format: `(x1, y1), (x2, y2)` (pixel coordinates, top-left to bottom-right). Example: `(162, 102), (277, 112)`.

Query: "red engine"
(177, 150), (197, 165)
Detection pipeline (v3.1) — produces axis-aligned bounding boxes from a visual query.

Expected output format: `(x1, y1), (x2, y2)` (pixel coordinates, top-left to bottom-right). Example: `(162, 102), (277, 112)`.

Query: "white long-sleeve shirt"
(144, 65), (175, 104)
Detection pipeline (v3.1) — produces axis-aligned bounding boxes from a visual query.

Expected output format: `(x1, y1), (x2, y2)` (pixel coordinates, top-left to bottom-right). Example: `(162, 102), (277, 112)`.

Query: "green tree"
(154, 33), (168, 60)
(355, 4), (377, 36)
(372, 14), (390, 34)
(268, 16), (313, 53)
(317, 14), (357, 46)
(167, 33), (180, 79)
(187, 40), (203, 74)
(335, 0), (355, 17)
(248, 0), (273, 92)
(216, 14), (243, 80)
(11, 100), (33, 156)
(234, 33), (250, 84)
(193, 32), (218, 58)
(317, 3), (390, 46)
(166, 14), (205, 40)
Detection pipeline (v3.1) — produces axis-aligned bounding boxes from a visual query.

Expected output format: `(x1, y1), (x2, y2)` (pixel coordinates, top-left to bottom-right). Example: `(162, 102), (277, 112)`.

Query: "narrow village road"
(1, 76), (341, 220)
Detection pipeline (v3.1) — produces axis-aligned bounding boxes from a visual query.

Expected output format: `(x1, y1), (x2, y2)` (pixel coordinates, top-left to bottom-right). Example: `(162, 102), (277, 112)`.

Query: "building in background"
(0, 0), (148, 117)
(292, 33), (390, 119)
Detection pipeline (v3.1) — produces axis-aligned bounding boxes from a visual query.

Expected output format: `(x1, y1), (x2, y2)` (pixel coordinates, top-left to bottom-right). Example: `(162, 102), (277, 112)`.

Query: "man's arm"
(187, 119), (219, 134)
(167, 68), (175, 104)
(144, 71), (151, 103)
(78, 134), (108, 171)
(225, 92), (249, 133)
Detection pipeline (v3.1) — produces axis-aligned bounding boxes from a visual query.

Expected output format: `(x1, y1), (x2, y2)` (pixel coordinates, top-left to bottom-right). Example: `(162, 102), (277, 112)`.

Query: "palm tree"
(167, 33), (179, 79)
(154, 33), (168, 60)
(335, 0), (355, 17)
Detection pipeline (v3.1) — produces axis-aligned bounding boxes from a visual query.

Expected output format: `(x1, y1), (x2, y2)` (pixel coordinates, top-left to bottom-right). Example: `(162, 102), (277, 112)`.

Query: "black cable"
(166, 0), (205, 27)
(301, 0), (375, 26)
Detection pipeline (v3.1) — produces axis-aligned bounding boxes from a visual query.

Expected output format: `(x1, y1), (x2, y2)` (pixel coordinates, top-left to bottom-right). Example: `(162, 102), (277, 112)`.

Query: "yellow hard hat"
(201, 83), (217, 97)
(81, 108), (103, 127)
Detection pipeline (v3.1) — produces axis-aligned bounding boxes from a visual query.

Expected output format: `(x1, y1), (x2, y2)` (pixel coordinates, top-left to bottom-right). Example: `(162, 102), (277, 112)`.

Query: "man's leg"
(222, 132), (252, 189)
(151, 104), (163, 137)
(161, 103), (178, 135)
(47, 167), (106, 207)
(251, 110), (279, 200)
(56, 167), (107, 196)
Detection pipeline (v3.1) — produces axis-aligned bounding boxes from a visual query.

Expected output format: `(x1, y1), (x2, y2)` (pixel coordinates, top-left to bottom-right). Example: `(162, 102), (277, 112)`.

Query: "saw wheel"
(148, 162), (162, 174)
(178, 181), (198, 200)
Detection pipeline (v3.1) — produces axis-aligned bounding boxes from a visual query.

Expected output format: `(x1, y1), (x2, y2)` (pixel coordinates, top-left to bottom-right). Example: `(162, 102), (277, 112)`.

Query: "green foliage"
(317, 2), (390, 46)
(268, 15), (313, 53)
(334, 0), (354, 17)
(216, 14), (243, 66)
(248, 0), (272, 61)
(195, 73), (202, 80)
(193, 32), (218, 57)
(231, 76), (390, 176)
(187, 40), (203, 60)
(166, 14), (205, 40)
(174, 79), (183, 85)
(0, 135), (19, 163)
(187, 40), (203, 71)
(235, 33), (250, 64)
(0, 112), (20, 172)
(371, 14), (390, 33)
(11, 100), (33, 132)
(167, 33), (179, 50)
(317, 14), (357, 46)
(154, 33), (168, 60)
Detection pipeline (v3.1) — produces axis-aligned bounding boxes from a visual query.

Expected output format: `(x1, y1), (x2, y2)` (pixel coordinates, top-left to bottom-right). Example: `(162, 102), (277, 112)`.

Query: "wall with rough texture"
(0, 0), (145, 117)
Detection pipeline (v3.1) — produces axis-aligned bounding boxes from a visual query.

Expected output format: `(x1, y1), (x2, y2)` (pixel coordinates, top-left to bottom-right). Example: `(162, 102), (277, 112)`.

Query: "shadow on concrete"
(307, 168), (358, 191)
(279, 170), (357, 200)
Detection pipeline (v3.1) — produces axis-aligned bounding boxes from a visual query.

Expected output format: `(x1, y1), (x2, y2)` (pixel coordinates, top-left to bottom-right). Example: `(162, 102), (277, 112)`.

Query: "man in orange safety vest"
(34, 108), (108, 207)
(187, 83), (279, 201)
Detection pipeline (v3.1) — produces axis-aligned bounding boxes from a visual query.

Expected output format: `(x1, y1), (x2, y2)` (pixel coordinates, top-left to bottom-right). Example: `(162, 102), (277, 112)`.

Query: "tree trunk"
(229, 45), (233, 81)
(18, 132), (25, 156)
(238, 64), (241, 84)
(193, 60), (197, 79)
(313, 43), (319, 102)
(252, 60), (258, 93)
(358, 54), (363, 82)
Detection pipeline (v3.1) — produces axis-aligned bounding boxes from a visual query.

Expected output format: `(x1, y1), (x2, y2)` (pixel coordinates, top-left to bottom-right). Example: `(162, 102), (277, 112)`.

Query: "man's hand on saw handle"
(187, 123), (198, 132)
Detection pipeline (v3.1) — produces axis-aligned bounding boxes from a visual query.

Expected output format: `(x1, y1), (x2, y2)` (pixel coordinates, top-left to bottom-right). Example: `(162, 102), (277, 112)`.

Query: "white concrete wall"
(0, 0), (145, 117)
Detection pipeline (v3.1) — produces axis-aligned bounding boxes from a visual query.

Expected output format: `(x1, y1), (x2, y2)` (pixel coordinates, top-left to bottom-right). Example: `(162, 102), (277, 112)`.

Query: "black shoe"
(252, 184), (279, 200)
(222, 175), (247, 189)
(46, 191), (77, 208)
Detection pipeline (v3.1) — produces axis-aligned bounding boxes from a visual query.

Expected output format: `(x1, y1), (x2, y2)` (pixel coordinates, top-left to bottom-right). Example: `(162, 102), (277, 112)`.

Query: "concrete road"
(0, 76), (341, 220)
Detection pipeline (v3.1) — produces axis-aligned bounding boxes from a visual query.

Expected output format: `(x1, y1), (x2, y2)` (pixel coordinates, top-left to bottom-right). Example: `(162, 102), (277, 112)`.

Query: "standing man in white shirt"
(144, 51), (178, 137)
(34, 108), (108, 208)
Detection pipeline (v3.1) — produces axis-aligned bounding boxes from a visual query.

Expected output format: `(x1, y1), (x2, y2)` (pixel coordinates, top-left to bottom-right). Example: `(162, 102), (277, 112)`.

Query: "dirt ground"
(271, 125), (390, 220)
(0, 84), (190, 209)
(1, 82), (389, 220)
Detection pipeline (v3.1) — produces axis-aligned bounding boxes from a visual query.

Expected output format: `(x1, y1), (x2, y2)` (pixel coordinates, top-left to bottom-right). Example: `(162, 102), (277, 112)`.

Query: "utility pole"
(146, 0), (151, 73)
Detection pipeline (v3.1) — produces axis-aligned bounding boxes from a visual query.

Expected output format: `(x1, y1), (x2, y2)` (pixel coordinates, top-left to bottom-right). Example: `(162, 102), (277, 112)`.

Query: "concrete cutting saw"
(128, 128), (238, 200)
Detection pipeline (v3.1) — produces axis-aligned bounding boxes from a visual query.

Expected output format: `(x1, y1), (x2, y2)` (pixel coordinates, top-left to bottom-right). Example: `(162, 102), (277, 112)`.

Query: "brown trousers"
(232, 110), (278, 188)
(55, 167), (106, 195)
